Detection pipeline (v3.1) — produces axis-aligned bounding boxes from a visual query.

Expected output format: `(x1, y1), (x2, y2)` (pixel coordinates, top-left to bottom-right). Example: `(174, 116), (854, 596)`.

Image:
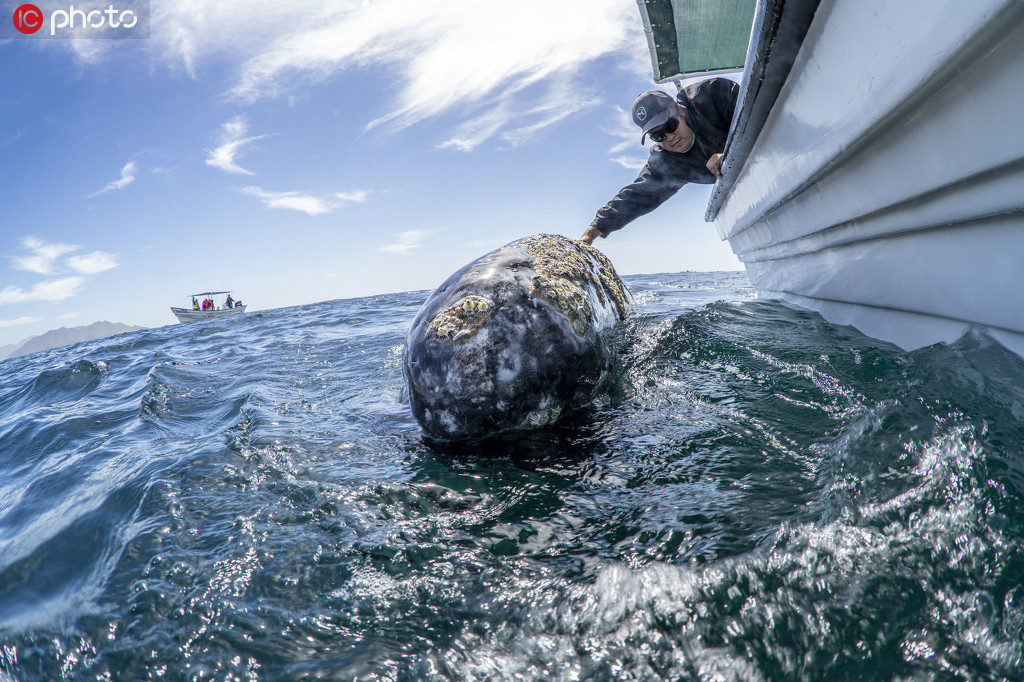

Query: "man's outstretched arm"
(578, 161), (685, 244)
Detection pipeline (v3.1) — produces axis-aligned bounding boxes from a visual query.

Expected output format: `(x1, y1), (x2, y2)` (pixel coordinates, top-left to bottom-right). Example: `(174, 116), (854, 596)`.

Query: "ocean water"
(1, 270), (1024, 681)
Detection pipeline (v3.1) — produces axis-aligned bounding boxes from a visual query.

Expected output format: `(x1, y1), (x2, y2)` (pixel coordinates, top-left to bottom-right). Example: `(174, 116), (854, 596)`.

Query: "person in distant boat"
(579, 78), (739, 245)
(225, 294), (234, 308)
(192, 298), (199, 310)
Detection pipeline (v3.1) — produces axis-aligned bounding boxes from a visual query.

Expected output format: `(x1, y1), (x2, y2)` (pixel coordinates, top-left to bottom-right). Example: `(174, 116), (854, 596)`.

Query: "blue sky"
(0, 0), (742, 348)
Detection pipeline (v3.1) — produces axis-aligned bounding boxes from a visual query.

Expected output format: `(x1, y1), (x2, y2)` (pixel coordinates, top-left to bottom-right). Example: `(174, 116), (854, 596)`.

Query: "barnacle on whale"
(509, 234), (628, 336)
(430, 295), (495, 344)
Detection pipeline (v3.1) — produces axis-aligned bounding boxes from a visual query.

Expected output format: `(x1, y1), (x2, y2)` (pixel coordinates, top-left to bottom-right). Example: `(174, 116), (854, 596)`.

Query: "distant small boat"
(171, 291), (247, 323)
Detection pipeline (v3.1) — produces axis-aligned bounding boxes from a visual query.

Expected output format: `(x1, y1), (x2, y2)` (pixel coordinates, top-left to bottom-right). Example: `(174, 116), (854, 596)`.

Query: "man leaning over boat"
(579, 77), (738, 245)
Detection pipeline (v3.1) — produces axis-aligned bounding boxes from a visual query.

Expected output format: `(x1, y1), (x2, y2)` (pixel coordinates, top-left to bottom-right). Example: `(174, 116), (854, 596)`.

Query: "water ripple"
(1, 273), (1023, 680)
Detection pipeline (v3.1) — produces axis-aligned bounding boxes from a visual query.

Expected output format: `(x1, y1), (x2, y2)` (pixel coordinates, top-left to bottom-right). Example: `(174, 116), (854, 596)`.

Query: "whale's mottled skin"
(403, 233), (629, 441)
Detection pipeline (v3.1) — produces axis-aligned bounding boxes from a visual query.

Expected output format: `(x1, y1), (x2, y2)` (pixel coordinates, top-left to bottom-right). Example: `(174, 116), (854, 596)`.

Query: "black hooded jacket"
(590, 78), (739, 236)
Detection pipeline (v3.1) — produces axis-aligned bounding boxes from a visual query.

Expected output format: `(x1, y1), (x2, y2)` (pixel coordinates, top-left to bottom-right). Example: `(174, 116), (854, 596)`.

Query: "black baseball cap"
(631, 91), (679, 144)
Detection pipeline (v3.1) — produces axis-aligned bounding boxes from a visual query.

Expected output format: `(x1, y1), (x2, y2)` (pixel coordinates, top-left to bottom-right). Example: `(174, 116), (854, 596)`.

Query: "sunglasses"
(649, 117), (679, 143)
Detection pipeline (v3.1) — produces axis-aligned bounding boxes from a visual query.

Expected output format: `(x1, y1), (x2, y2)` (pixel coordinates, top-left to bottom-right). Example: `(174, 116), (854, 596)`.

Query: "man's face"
(655, 118), (695, 154)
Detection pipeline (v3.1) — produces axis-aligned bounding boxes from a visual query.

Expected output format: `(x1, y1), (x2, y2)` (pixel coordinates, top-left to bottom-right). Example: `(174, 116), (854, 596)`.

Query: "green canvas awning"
(638, 0), (758, 82)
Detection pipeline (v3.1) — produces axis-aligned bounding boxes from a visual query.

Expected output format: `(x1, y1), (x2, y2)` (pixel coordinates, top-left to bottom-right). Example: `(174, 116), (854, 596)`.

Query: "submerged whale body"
(403, 233), (630, 441)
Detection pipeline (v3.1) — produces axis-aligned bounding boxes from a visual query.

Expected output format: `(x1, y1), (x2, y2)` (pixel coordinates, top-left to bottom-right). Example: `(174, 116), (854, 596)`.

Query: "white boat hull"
(171, 306), (247, 323)
(710, 0), (1024, 357)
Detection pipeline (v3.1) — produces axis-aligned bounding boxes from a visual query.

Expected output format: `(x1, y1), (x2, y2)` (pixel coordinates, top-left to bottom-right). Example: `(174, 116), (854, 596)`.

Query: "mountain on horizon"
(3, 321), (147, 360)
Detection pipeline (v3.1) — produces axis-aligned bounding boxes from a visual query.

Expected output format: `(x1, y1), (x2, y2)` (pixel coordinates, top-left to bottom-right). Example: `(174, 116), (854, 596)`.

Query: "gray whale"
(403, 234), (629, 441)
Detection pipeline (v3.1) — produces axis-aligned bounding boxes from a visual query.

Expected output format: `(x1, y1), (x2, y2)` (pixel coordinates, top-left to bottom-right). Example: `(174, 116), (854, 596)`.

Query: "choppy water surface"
(1, 271), (1023, 680)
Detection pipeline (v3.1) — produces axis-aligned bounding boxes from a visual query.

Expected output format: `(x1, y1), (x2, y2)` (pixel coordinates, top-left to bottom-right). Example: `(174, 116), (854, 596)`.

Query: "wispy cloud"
(0, 316), (42, 329)
(605, 105), (651, 170)
(13, 237), (118, 276)
(143, 0), (642, 151)
(206, 116), (267, 175)
(59, 2), (648, 157)
(240, 186), (369, 215)
(439, 76), (602, 152)
(87, 161), (138, 198)
(335, 190), (370, 204)
(0, 278), (85, 305)
(377, 230), (436, 255)
(5, 238), (118, 307)
(13, 236), (79, 275)
(67, 251), (119, 274)
(240, 187), (328, 215)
